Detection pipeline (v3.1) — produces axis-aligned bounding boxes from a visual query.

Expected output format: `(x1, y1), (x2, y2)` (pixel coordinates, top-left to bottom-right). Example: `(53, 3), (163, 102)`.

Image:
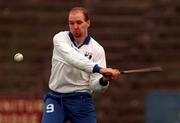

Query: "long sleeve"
(53, 32), (100, 73)
(89, 44), (109, 92)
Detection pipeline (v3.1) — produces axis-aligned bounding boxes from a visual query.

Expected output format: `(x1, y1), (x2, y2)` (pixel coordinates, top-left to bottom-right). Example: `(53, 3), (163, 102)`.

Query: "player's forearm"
(54, 43), (101, 73)
(89, 76), (109, 92)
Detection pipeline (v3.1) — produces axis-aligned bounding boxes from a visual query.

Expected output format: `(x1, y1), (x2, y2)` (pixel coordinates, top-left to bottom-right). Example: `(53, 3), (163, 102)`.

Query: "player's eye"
(76, 20), (83, 25)
(69, 21), (74, 25)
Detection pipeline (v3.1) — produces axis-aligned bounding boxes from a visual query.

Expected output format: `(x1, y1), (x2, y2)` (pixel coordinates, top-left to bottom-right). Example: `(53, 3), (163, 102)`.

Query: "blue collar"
(68, 32), (91, 48)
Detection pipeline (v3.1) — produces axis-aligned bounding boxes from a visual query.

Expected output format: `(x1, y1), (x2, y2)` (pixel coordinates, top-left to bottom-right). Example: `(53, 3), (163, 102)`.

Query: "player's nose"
(74, 23), (79, 29)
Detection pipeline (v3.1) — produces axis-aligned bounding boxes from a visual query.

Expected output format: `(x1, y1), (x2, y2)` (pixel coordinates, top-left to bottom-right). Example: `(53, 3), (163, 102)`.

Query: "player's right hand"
(100, 68), (120, 81)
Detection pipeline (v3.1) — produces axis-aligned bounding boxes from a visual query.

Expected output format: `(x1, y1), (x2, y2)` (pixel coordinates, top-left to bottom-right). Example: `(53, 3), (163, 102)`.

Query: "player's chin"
(74, 34), (81, 38)
(72, 31), (81, 37)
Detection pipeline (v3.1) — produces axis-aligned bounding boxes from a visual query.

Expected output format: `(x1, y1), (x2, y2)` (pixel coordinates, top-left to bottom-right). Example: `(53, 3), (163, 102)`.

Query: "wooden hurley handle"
(103, 67), (162, 76)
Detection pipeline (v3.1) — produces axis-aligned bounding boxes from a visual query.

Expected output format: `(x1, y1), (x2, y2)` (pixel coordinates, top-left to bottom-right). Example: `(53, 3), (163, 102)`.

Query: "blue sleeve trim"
(93, 64), (101, 73)
(99, 77), (109, 86)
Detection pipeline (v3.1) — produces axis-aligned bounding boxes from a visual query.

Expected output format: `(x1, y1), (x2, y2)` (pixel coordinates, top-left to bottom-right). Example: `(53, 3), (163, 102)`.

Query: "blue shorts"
(41, 91), (97, 123)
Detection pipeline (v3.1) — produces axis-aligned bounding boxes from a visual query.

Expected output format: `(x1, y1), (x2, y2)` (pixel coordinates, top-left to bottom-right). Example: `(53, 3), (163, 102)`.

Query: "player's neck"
(75, 37), (85, 45)
(74, 34), (88, 45)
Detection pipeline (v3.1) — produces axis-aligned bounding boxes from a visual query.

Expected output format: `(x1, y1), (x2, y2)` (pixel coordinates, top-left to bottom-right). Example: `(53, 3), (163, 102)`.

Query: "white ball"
(14, 53), (23, 62)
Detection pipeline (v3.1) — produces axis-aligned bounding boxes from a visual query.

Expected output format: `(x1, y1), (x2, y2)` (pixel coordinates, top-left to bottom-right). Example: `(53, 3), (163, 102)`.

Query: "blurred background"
(0, 0), (180, 123)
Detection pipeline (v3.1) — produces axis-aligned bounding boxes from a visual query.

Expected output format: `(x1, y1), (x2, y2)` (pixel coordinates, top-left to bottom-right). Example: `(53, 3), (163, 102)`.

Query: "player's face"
(68, 11), (90, 38)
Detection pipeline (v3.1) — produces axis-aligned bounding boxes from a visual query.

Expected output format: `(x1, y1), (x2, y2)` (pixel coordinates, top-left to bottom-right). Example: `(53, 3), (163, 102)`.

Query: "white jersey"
(49, 31), (109, 93)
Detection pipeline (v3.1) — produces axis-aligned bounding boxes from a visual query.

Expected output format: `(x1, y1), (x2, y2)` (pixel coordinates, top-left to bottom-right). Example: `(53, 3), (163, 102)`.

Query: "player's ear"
(86, 20), (90, 27)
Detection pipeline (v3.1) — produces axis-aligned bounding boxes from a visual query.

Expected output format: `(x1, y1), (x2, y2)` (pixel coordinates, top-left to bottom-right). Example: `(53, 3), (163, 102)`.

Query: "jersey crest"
(84, 51), (92, 59)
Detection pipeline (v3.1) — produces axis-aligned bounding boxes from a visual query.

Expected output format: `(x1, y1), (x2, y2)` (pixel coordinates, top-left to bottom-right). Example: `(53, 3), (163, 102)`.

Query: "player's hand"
(100, 68), (120, 81)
